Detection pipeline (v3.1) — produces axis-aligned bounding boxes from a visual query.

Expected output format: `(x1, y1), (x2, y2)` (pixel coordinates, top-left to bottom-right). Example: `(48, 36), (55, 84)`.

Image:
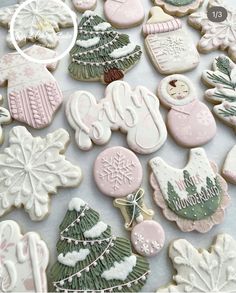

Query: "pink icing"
(168, 100), (216, 147)
(131, 220), (165, 257)
(104, 0), (144, 28)
(94, 146), (143, 198)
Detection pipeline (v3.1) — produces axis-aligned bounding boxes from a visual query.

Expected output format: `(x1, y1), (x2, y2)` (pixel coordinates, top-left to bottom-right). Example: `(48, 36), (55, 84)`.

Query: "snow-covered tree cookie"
(202, 55), (236, 131)
(69, 11), (142, 84)
(72, 0), (97, 12)
(188, 0), (236, 60)
(65, 81), (167, 155)
(157, 234), (236, 292)
(143, 7), (199, 75)
(94, 146), (165, 257)
(0, 220), (49, 292)
(50, 197), (150, 292)
(104, 0), (144, 29)
(0, 0), (74, 49)
(0, 126), (82, 221)
(149, 148), (230, 233)
(154, 0), (204, 17)
(158, 74), (216, 147)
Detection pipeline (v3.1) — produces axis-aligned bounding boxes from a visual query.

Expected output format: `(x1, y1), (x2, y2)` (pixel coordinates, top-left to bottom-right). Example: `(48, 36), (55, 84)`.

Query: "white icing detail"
(101, 255), (137, 281)
(76, 37), (100, 48)
(94, 22), (111, 31)
(109, 43), (137, 58)
(83, 221), (107, 238)
(68, 198), (86, 212)
(83, 10), (96, 17)
(1, 261), (17, 292)
(58, 249), (90, 267)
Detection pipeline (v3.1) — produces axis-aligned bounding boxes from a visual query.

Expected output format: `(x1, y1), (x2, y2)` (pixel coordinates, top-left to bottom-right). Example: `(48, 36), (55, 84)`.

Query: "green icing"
(164, 0), (194, 6)
(50, 199), (149, 292)
(167, 170), (222, 221)
(69, 14), (141, 83)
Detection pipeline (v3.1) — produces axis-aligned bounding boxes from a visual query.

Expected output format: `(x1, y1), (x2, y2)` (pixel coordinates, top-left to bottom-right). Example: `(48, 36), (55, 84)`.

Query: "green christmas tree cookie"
(51, 198), (150, 292)
(68, 11), (142, 84)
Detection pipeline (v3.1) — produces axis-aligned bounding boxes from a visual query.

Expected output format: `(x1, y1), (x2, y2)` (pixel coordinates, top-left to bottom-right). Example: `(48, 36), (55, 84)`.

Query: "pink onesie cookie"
(158, 74), (217, 147)
(104, 0), (145, 29)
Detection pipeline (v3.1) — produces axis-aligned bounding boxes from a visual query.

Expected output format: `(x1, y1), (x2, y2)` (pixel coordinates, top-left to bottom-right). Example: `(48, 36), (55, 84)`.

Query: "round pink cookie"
(131, 220), (165, 257)
(94, 146), (143, 198)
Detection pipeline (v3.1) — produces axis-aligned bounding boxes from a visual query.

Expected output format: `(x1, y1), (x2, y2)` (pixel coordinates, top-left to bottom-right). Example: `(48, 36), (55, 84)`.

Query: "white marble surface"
(0, 0), (236, 292)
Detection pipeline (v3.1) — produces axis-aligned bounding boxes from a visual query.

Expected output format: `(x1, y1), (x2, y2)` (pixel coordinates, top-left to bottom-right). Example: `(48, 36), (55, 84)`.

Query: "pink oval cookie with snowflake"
(94, 146), (143, 198)
(131, 220), (165, 257)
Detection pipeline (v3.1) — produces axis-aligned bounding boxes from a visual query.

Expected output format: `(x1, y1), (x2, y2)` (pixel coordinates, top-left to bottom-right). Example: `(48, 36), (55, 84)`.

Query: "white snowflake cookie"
(188, 0), (236, 60)
(0, 0), (74, 49)
(0, 126), (82, 221)
(157, 234), (236, 292)
(0, 220), (49, 292)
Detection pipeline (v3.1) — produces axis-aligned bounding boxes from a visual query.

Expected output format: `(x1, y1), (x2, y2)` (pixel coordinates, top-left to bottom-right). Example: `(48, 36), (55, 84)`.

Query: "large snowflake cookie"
(149, 148), (230, 233)
(188, 0), (236, 60)
(222, 145), (236, 185)
(157, 234), (236, 292)
(158, 74), (216, 147)
(143, 7), (199, 75)
(202, 55), (236, 131)
(72, 0), (97, 12)
(51, 197), (150, 292)
(0, 220), (48, 292)
(65, 81), (167, 155)
(154, 0), (203, 17)
(69, 11), (142, 84)
(0, 0), (74, 49)
(0, 126), (82, 221)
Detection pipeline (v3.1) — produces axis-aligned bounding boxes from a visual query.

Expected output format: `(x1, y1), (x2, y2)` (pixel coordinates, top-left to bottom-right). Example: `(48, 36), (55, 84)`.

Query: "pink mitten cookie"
(104, 0), (144, 29)
(149, 148), (230, 233)
(143, 7), (199, 75)
(94, 147), (165, 257)
(72, 0), (97, 12)
(158, 74), (216, 147)
(0, 45), (63, 129)
(0, 220), (49, 292)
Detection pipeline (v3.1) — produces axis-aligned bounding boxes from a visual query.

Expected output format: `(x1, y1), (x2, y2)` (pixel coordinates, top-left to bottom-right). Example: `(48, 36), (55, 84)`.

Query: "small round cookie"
(72, 0), (97, 12)
(131, 220), (165, 257)
(104, 0), (145, 29)
(94, 146), (143, 198)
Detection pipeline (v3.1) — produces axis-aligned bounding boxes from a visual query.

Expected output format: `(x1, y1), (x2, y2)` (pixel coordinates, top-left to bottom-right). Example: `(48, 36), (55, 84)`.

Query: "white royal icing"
(83, 221), (108, 238)
(101, 255), (137, 281)
(76, 37), (100, 48)
(109, 43), (137, 58)
(68, 198), (86, 212)
(58, 249), (90, 267)
(83, 10), (96, 18)
(94, 22), (111, 31)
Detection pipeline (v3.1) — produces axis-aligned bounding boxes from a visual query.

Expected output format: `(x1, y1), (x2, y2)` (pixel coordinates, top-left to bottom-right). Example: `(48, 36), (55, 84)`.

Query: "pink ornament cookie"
(94, 146), (143, 198)
(72, 0), (97, 12)
(158, 74), (217, 147)
(0, 45), (62, 129)
(104, 0), (145, 29)
(131, 220), (165, 257)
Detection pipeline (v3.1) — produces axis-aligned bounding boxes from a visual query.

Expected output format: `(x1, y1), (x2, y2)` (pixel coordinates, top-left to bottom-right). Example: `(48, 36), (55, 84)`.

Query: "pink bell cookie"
(131, 220), (165, 257)
(104, 0), (145, 29)
(94, 146), (143, 198)
(158, 74), (216, 147)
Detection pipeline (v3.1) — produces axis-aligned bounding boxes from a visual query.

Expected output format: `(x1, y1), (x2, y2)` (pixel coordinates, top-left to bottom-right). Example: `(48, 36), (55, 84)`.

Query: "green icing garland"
(164, 0), (195, 6)
(50, 199), (149, 292)
(166, 170), (222, 221)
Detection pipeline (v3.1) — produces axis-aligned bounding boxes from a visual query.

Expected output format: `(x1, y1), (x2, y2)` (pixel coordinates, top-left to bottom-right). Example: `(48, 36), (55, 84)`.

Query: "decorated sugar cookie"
(66, 81), (167, 155)
(72, 0), (97, 12)
(157, 234), (236, 292)
(0, 0), (74, 49)
(222, 145), (236, 184)
(158, 74), (216, 147)
(0, 126), (82, 221)
(0, 220), (48, 292)
(104, 0), (145, 29)
(0, 94), (11, 144)
(154, 0), (204, 17)
(202, 55), (236, 131)
(0, 45), (63, 129)
(94, 147), (165, 257)
(143, 7), (199, 75)
(188, 0), (236, 60)
(149, 148), (230, 233)
(51, 197), (150, 292)
(69, 11), (142, 84)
